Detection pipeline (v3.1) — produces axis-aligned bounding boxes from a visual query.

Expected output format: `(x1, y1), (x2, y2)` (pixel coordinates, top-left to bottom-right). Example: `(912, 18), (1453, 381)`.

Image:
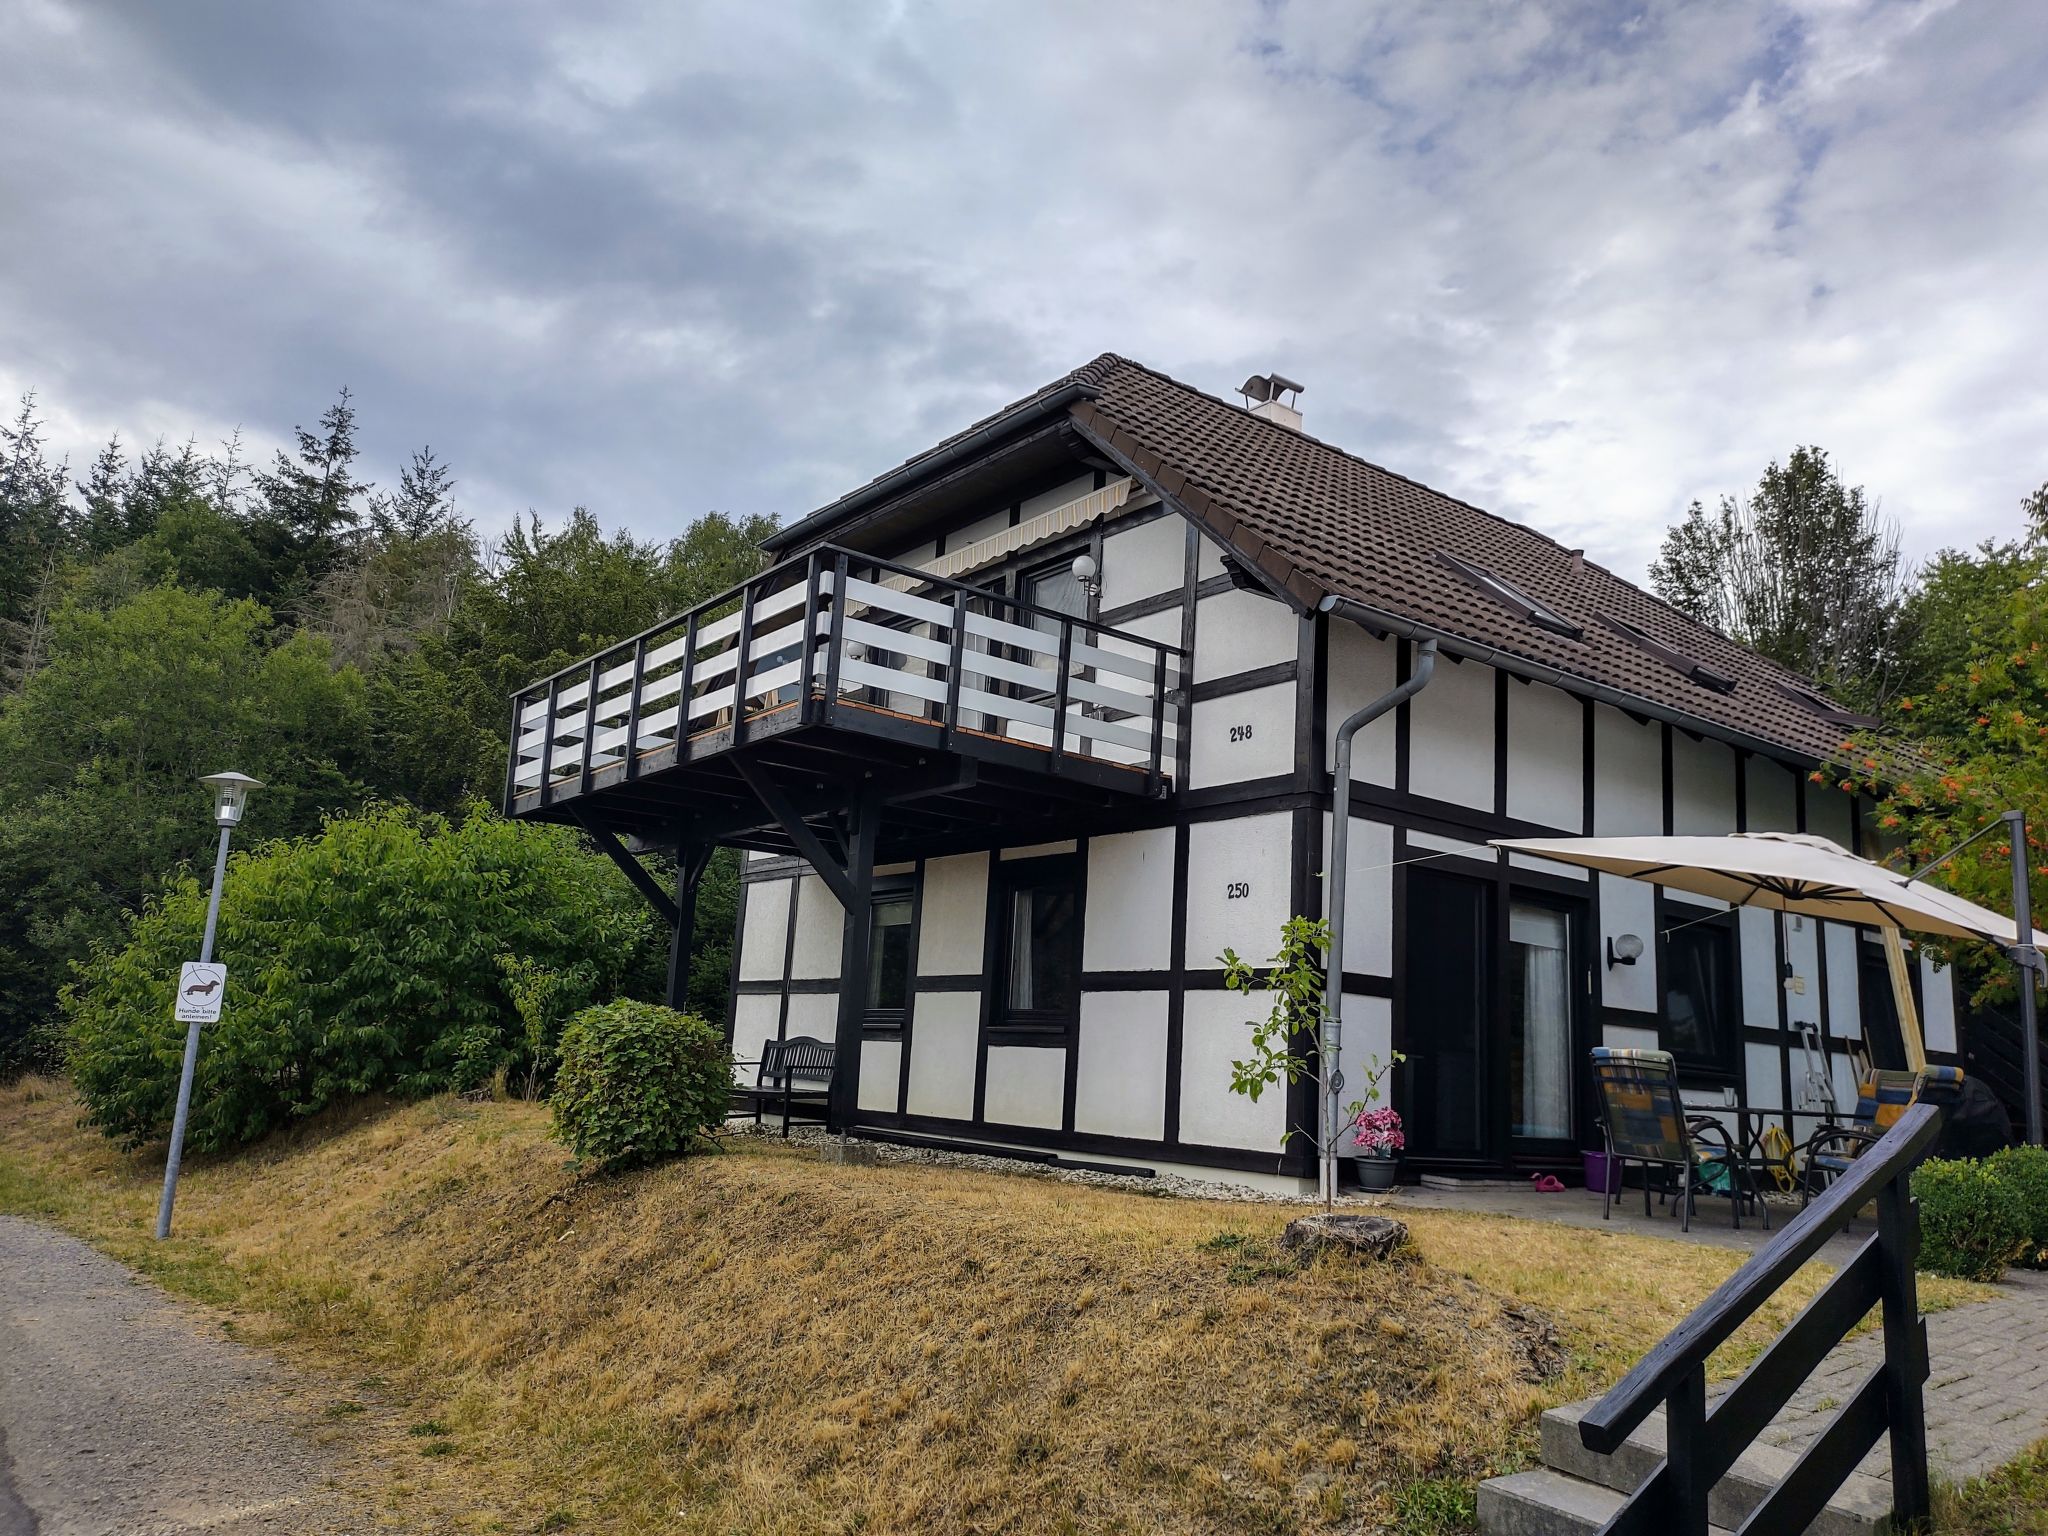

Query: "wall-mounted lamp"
(1607, 932), (1644, 968)
(1070, 551), (1101, 604)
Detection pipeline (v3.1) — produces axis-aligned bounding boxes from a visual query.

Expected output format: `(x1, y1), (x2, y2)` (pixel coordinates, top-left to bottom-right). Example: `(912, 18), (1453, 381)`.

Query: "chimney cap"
(1238, 372), (1304, 407)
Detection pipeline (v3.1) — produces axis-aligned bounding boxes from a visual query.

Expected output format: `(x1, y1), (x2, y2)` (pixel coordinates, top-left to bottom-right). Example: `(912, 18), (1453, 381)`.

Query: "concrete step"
(1476, 1468), (1735, 1536)
(1533, 1400), (1892, 1536)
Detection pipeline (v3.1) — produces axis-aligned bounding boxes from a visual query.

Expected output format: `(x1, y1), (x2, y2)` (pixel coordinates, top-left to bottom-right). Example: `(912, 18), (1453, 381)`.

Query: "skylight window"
(1435, 552), (1582, 638)
(1770, 679), (1880, 730)
(1598, 614), (1737, 694)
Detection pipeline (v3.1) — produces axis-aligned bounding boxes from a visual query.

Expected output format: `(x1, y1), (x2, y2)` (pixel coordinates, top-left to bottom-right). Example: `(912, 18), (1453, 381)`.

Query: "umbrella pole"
(1881, 929), (1927, 1075)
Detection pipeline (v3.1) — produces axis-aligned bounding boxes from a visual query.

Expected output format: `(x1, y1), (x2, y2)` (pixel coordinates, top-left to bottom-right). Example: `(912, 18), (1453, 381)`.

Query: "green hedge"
(1913, 1157), (2031, 1282)
(1987, 1145), (2048, 1269)
(64, 806), (665, 1151)
(549, 1001), (732, 1171)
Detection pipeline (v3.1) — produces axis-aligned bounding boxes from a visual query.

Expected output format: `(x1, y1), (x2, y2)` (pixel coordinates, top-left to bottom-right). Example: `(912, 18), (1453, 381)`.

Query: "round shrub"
(550, 1002), (732, 1171)
(63, 806), (666, 1151)
(1912, 1157), (2031, 1282)
(1987, 1146), (2048, 1268)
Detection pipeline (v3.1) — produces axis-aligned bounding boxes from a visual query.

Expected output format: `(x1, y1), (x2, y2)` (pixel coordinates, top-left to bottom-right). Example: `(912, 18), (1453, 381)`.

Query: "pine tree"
(76, 436), (129, 555)
(369, 446), (462, 540)
(254, 387), (373, 598)
(0, 393), (77, 690)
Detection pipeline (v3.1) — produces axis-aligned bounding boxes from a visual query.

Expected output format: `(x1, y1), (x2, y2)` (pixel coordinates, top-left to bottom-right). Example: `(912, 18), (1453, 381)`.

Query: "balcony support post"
(828, 785), (881, 1135)
(665, 841), (714, 1013)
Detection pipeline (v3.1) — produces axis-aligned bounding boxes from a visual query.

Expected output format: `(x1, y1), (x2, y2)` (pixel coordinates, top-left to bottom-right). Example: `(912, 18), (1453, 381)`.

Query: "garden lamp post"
(155, 771), (263, 1240)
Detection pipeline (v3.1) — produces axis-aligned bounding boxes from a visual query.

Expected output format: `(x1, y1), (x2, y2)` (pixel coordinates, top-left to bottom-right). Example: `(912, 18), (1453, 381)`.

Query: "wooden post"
(1666, 1364), (1709, 1534)
(1876, 1175), (1933, 1527)
(666, 844), (710, 1013)
(828, 788), (880, 1134)
(1882, 928), (1927, 1073)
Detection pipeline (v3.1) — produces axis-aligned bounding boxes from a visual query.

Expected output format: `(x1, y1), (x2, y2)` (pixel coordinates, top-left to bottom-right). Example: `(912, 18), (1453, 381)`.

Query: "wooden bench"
(734, 1034), (835, 1136)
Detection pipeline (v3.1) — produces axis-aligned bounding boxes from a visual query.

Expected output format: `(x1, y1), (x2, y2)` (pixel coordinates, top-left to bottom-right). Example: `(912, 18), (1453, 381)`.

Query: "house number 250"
(1228, 723), (1254, 742)
(1225, 881), (1250, 899)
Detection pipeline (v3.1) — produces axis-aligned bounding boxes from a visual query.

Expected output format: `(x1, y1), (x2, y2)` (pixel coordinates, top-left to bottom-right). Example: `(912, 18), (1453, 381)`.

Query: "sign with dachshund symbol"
(174, 962), (227, 1025)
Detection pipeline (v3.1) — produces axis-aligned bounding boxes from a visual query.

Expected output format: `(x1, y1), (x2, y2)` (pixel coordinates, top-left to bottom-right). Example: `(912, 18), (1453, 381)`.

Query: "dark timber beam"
(570, 806), (679, 929)
(732, 757), (860, 908)
(665, 841), (714, 1011)
(828, 788), (882, 1133)
(684, 760), (981, 846)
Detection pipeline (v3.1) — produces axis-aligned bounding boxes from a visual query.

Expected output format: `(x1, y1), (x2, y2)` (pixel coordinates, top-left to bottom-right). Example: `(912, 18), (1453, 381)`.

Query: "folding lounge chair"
(1590, 1046), (1769, 1233)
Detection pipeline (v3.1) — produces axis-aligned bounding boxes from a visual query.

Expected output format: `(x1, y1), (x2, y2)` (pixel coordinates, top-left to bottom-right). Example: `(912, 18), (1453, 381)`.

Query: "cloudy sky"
(2, 0), (2041, 579)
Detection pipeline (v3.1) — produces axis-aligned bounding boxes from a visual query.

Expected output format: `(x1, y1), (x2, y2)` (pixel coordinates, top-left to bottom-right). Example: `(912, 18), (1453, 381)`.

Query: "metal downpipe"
(1320, 598), (1438, 1207)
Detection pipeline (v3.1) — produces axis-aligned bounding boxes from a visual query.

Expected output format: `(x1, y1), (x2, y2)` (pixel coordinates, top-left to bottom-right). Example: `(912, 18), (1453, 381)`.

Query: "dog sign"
(174, 962), (227, 1025)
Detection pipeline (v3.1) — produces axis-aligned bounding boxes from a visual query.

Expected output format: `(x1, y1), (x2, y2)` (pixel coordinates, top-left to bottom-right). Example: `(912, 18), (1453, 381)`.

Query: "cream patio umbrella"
(1488, 830), (2048, 1081)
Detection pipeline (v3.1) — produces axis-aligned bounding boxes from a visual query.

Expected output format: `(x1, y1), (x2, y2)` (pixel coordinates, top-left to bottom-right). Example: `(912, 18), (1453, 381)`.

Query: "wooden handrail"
(1580, 1101), (1942, 1534)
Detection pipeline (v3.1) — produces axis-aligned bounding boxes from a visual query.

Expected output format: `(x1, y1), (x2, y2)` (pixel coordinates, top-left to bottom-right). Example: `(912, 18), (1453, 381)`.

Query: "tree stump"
(1279, 1213), (1408, 1262)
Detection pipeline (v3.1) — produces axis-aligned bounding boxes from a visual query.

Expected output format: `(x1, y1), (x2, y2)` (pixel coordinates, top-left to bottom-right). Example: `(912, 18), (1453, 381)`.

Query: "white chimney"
(1239, 372), (1305, 430)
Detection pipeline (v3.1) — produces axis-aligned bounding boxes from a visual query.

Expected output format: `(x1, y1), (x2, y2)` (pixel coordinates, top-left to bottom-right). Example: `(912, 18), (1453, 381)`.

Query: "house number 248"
(1228, 722), (1254, 742)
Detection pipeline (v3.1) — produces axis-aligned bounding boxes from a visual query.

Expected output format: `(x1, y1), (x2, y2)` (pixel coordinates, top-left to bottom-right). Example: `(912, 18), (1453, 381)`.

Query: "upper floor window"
(1770, 679), (1880, 730)
(1598, 613), (1737, 694)
(994, 855), (1080, 1039)
(1436, 552), (1583, 639)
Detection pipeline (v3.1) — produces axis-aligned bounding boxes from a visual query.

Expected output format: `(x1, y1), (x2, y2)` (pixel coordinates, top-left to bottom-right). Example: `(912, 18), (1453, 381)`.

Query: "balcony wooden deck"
(503, 546), (1185, 861)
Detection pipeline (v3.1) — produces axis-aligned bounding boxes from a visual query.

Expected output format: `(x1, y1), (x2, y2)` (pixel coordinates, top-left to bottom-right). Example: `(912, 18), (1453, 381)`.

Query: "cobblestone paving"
(1734, 1268), (2048, 1485)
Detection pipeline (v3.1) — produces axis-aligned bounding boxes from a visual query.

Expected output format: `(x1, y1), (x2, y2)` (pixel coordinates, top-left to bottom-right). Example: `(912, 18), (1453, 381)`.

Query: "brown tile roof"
(1060, 353), (1862, 766)
(780, 351), (1864, 765)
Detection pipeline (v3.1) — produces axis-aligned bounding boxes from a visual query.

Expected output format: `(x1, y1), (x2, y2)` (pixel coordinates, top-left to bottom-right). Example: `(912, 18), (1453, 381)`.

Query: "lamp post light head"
(200, 771), (265, 828)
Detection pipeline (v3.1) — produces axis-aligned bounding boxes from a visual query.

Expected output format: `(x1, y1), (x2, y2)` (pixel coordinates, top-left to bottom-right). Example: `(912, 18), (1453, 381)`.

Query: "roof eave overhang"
(762, 379), (1102, 554)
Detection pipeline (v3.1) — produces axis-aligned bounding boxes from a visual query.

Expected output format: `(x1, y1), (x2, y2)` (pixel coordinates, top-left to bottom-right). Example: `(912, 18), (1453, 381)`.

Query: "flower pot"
(1353, 1154), (1399, 1192)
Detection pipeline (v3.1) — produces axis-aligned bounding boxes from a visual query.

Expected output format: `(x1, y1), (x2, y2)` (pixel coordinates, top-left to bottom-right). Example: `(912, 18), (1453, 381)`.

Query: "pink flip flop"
(1530, 1174), (1566, 1193)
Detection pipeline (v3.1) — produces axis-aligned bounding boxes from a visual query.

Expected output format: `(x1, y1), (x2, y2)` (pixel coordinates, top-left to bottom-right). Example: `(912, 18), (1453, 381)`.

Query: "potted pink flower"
(1344, 1051), (1406, 1192)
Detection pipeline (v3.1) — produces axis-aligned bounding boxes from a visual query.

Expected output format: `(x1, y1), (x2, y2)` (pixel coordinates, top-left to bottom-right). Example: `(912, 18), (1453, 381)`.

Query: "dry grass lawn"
(0, 1078), (1986, 1535)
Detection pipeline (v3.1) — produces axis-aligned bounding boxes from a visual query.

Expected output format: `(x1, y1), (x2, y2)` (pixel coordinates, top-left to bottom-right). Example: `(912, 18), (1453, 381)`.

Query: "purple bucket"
(1583, 1149), (1620, 1194)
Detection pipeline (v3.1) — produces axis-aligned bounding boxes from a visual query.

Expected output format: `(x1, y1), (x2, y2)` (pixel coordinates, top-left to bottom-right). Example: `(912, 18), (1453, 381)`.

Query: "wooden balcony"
(503, 545), (1185, 859)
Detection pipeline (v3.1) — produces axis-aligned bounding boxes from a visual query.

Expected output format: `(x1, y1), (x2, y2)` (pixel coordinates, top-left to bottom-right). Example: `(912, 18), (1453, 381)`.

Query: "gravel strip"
(722, 1121), (1392, 1205)
(0, 1215), (381, 1536)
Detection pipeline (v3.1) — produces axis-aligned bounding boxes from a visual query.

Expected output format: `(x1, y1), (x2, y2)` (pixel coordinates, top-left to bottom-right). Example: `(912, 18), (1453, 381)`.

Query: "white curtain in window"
(1511, 904), (1573, 1140)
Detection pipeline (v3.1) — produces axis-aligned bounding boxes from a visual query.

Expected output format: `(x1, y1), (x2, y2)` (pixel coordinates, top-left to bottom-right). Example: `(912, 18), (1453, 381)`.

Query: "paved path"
(0, 1215), (382, 1536)
(1749, 1266), (2048, 1487)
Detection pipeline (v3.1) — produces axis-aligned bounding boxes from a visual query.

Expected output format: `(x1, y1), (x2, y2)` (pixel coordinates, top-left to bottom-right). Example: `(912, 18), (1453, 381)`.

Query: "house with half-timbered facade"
(504, 354), (1964, 1189)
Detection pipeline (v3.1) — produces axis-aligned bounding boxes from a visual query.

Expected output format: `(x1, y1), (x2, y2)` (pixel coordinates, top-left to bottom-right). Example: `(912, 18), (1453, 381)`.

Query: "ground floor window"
(865, 881), (914, 1026)
(1661, 903), (1738, 1078)
(994, 855), (1079, 1039)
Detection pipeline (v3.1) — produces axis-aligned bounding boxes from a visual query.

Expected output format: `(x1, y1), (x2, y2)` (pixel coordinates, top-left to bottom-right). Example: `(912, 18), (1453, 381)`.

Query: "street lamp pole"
(155, 772), (262, 1241)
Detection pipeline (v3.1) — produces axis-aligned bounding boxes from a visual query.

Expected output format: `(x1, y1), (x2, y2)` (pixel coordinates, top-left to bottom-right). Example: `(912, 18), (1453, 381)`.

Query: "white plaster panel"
(917, 853), (988, 975)
(1101, 514), (1186, 610)
(1738, 908), (1780, 1033)
(1406, 656), (1496, 813)
(1000, 840), (1077, 859)
(886, 538), (938, 568)
(1192, 587), (1298, 683)
(1603, 1022), (1661, 1052)
(859, 1041), (902, 1113)
(1323, 622), (1398, 784)
(1179, 988), (1290, 1152)
(1782, 916), (1822, 1029)
(905, 991), (979, 1119)
(984, 1046), (1066, 1129)
(1807, 782), (1856, 849)
(1196, 531), (1229, 582)
(1509, 853), (1591, 880)
(951, 507), (1014, 548)
(1320, 813), (1393, 977)
(729, 993), (781, 1086)
(1189, 684), (1294, 790)
(1744, 1042), (1784, 1112)
(1745, 756), (1800, 832)
(782, 992), (837, 1041)
(1505, 679), (1584, 831)
(1083, 827), (1175, 970)
(1671, 737), (1738, 835)
(1185, 812), (1296, 971)
(1825, 923), (1862, 1039)
(1332, 994), (1394, 1154)
(1600, 873), (1659, 1013)
(1021, 474), (1098, 521)
(1594, 705), (1663, 836)
(1074, 992), (1169, 1141)
(737, 878), (793, 982)
(1921, 956), (1958, 1054)
(1406, 830), (1495, 861)
(1831, 1052), (1864, 1112)
(788, 873), (845, 979)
